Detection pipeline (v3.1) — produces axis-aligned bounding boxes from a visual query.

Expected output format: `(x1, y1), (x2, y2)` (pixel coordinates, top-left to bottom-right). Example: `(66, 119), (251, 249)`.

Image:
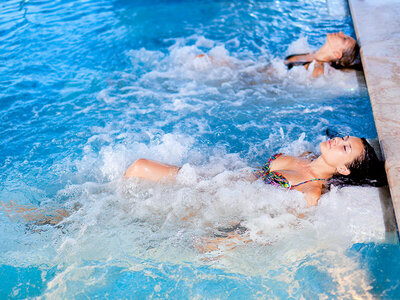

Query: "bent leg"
(124, 159), (180, 182)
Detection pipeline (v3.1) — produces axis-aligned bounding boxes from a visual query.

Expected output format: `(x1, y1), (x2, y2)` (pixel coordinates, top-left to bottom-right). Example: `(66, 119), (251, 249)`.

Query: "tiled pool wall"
(348, 0), (400, 232)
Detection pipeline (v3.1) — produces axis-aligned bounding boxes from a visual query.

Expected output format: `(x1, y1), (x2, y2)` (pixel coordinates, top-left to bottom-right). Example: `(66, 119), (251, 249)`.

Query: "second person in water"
(197, 31), (360, 78)
(284, 31), (361, 77)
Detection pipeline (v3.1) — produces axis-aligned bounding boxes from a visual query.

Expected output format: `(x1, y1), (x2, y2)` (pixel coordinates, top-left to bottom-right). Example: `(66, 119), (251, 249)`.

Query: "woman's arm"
(284, 53), (314, 70)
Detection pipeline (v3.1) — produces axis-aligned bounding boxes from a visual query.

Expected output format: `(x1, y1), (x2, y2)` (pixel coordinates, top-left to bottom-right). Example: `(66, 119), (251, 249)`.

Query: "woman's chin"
(319, 141), (331, 156)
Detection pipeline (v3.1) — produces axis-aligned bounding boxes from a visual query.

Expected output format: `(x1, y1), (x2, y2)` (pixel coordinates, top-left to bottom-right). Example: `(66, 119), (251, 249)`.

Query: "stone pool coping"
(348, 0), (400, 231)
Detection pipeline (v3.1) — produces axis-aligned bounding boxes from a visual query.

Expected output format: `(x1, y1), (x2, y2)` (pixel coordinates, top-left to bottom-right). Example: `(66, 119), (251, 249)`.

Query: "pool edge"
(348, 0), (400, 234)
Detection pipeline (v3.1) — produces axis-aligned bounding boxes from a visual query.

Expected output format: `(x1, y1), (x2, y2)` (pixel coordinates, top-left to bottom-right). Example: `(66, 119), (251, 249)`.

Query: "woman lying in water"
(3, 134), (384, 227)
(197, 31), (361, 78)
(125, 134), (386, 206)
(1, 133), (386, 253)
(284, 31), (361, 77)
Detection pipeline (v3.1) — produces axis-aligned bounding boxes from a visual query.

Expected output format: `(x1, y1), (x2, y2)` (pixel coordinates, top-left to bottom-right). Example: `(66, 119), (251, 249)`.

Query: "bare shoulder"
(270, 154), (297, 171)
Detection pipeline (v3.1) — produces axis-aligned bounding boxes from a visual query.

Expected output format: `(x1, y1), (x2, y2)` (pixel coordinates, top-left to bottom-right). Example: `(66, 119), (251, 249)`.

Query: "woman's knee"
(124, 158), (180, 181)
(124, 158), (149, 178)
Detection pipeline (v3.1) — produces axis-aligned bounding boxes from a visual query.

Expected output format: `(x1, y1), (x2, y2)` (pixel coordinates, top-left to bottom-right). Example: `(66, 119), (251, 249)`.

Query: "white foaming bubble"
(269, 38), (361, 92)
(176, 163), (198, 185)
(285, 35), (314, 55)
(169, 44), (201, 66)
(135, 39), (241, 88)
(126, 48), (165, 69)
(317, 63), (360, 91)
(278, 132), (316, 156)
(97, 89), (118, 104)
(191, 54), (214, 71)
(150, 133), (195, 165)
(303, 106), (334, 113)
(120, 35), (362, 105)
(194, 35), (215, 48)
(72, 132), (198, 184)
(279, 60), (361, 92)
(315, 185), (392, 243)
(226, 37), (240, 48)
(269, 57), (289, 78)
(164, 98), (204, 111)
(0, 146), (392, 286)
(58, 237), (77, 253)
(208, 45), (231, 61)
(99, 144), (129, 181)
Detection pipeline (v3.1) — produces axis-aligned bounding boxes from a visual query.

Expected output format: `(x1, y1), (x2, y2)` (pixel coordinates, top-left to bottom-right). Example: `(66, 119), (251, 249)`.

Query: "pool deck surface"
(348, 0), (400, 231)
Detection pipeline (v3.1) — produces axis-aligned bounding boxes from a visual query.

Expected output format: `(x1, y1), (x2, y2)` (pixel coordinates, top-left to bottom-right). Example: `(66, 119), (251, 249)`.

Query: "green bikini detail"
(254, 153), (325, 190)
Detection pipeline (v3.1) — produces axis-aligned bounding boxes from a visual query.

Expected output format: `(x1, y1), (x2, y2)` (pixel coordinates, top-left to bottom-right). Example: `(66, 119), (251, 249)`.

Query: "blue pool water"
(1, 0), (399, 298)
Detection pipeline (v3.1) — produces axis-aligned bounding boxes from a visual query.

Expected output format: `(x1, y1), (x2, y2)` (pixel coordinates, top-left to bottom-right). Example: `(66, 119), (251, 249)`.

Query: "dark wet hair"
(328, 137), (387, 187)
(330, 42), (362, 71)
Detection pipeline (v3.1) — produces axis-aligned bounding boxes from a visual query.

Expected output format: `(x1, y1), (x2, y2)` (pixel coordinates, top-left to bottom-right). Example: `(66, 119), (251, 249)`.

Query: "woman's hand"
(312, 61), (325, 78)
(196, 232), (251, 253)
(304, 187), (322, 206)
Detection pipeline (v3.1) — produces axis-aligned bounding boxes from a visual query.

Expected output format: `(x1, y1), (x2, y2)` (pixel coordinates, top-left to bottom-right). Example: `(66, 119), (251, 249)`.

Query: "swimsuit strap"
(254, 153), (325, 190)
(258, 153), (283, 173)
(264, 153), (282, 170)
(290, 178), (325, 190)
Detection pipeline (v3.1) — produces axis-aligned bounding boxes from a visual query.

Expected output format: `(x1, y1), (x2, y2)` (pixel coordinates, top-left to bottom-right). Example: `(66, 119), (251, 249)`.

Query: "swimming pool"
(1, 0), (399, 298)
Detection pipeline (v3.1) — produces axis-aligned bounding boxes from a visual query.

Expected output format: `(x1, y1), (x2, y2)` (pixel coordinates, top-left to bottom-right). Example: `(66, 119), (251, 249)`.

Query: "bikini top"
(285, 60), (311, 70)
(254, 153), (324, 190)
(284, 53), (313, 70)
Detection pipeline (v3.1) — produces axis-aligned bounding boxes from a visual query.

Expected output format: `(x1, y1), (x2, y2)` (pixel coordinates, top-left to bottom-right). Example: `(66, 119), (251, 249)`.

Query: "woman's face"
(326, 31), (356, 57)
(320, 136), (364, 174)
